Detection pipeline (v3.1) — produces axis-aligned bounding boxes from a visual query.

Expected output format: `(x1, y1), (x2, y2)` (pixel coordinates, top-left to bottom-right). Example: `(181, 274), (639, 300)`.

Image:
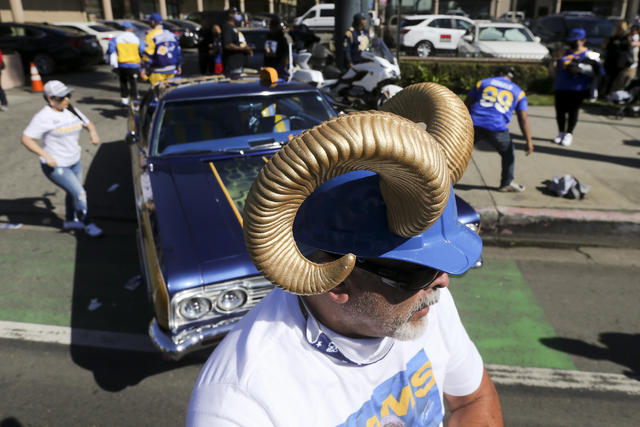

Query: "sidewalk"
(1, 65), (639, 247)
(456, 104), (640, 247)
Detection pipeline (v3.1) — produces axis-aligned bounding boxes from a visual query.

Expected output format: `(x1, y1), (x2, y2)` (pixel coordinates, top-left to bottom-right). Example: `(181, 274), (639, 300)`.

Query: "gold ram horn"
(243, 111), (450, 295)
(380, 82), (474, 183)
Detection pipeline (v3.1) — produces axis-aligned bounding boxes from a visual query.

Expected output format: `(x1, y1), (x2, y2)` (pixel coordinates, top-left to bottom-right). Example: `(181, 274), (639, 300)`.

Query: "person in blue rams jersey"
(187, 84), (503, 427)
(465, 66), (534, 192)
(343, 12), (370, 69)
(141, 13), (182, 85)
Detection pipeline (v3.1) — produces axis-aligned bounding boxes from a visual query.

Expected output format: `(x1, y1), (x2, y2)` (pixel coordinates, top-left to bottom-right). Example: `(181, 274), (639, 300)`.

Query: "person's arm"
(84, 122), (100, 145)
(21, 134), (56, 167)
(343, 32), (353, 68)
(445, 368), (503, 427)
(516, 109), (533, 155)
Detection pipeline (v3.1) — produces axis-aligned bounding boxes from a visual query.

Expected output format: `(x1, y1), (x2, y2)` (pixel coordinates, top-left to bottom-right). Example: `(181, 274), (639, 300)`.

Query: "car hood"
(149, 152), (273, 294)
(475, 41), (550, 59)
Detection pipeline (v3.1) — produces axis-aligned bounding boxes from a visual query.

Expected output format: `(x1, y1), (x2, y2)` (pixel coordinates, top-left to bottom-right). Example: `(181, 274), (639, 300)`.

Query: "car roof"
(477, 21), (525, 28)
(156, 76), (322, 102)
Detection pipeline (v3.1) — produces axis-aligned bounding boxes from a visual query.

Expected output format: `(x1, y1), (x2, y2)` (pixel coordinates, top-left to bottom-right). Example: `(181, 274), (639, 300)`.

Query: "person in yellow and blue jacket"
(141, 13), (182, 86)
(106, 21), (143, 105)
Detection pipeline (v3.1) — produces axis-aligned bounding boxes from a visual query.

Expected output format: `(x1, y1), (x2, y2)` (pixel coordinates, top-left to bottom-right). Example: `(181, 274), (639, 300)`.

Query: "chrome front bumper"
(149, 318), (239, 360)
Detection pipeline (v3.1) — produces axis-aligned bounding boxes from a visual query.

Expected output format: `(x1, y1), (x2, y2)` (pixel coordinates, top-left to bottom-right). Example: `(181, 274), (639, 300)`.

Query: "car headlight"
(178, 297), (212, 320)
(216, 288), (248, 312)
(464, 221), (480, 233)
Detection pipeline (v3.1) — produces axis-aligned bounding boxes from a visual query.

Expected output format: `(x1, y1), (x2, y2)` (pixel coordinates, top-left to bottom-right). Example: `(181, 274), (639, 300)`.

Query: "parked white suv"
(401, 15), (475, 57)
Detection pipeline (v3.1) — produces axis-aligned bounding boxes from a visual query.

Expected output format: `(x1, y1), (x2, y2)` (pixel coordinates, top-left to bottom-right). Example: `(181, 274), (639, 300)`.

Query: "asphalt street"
(1, 50), (639, 425)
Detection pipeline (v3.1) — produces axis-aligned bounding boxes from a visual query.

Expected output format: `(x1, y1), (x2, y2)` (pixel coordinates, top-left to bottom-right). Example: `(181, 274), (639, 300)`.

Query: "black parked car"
(529, 12), (614, 54)
(0, 22), (103, 75)
(166, 19), (201, 48)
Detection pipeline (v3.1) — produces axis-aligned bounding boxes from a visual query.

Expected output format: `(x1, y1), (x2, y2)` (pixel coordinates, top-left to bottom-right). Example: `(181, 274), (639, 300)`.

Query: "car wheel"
(33, 54), (55, 75)
(415, 41), (434, 57)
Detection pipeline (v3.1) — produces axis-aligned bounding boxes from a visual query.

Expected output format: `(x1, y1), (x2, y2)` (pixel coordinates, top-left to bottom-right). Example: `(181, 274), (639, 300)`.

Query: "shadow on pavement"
(455, 183), (496, 191)
(0, 417), (23, 427)
(0, 194), (62, 228)
(540, 333), (640, 379)
(622, 139), (640, 147)
(67, 139), (201, 390)
(513, 141), (640, 169)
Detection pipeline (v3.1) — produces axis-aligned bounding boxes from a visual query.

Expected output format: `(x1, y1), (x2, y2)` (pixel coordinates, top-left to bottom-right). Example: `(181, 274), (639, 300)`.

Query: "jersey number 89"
(479, 86), (513, 113)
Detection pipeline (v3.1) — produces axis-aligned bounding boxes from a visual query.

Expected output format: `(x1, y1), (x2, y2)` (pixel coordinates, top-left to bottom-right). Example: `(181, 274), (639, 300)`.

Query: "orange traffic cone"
(30, 62), (44, 93)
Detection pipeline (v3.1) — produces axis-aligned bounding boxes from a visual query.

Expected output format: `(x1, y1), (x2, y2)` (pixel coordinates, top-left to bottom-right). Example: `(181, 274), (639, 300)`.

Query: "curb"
(477, 206), (640, 248)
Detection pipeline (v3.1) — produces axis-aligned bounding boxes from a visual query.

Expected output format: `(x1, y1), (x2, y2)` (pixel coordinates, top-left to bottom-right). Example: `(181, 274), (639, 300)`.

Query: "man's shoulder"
(197, 290), (303, 386)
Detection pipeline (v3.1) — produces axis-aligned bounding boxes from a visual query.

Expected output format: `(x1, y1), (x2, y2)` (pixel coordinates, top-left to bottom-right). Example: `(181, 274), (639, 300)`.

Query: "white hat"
(44, 80), (73, 98)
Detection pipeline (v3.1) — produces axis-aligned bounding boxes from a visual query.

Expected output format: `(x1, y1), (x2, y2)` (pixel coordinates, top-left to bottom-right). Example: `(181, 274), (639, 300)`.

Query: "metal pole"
(197, 0), (203, 12)
(395, 0), (400, 62)
(8, 0), (25, 23)
(102, 0), (114, 20)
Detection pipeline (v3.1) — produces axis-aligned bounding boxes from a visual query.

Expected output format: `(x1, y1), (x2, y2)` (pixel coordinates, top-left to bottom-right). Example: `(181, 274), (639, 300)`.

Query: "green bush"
(399, 60), (554, 95)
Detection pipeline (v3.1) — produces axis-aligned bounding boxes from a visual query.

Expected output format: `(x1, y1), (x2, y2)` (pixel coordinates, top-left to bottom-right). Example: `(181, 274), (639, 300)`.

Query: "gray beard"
(392, 288), (441, 341)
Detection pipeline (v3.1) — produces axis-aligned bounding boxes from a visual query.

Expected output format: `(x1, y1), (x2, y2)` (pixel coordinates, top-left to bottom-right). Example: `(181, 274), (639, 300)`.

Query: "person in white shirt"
(21, 80), (103, 237)
(187, 83), (503, 426)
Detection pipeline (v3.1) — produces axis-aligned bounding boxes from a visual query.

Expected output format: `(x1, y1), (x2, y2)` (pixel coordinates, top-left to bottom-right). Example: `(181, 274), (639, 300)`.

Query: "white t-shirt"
(23, 105), (89, 167)
(187, 287), (483, 427)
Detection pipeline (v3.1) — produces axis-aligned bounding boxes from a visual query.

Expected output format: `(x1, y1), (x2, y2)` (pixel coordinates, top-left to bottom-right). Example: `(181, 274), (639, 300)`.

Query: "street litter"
(124, 275), (142, 291)
(0, 223), (23, 229)
(88, 298), (102, 311)
(545, 174), (590, 199)
(107, 183), (120, 192)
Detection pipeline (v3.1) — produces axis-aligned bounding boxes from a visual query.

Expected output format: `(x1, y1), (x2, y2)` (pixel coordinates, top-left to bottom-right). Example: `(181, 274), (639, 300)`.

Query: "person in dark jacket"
(263, 17), (292, 79)
(602, 21), (633, 95)
(342, 12), (369, 69)
(221, 8), (252, 79)
(198, 23), (222, 75)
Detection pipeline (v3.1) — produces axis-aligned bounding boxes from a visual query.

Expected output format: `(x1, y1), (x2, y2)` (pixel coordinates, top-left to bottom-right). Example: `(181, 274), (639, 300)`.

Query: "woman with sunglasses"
(20, 80), (103, 237)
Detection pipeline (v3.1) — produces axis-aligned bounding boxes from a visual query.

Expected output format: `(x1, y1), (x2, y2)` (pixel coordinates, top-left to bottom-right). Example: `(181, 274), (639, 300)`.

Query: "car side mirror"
(463, 34), (473, 42)
(534, 36), (541, 43)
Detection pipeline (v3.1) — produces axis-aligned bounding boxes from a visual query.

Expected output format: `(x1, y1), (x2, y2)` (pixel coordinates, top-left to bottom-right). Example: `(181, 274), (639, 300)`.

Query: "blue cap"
(293, 171), (482, 275)
(567, 28), (586, 41)
(148, 12), (163, 23)
(121, 21), (134, 30)
(353, 12), (366, 21)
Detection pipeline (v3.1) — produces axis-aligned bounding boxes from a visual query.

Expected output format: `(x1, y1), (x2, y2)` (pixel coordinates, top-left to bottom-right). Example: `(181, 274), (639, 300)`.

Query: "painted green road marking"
(0, 228), (151, 334)
(450, 258), (576, 370)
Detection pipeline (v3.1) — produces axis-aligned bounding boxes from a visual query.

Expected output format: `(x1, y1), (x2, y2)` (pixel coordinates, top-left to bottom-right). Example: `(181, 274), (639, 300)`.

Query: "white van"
(293, 3), (335, 31)
(294, 4), (379, 32)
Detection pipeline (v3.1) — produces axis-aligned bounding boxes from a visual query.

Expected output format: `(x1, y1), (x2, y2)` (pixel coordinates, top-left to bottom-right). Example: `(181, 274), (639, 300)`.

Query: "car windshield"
(478, 26), (533, 41)
(369, 37), (395, 62)
(154, 92), (335, 156)
(89, 25), (117, 32)
(566, 19), (613, 38)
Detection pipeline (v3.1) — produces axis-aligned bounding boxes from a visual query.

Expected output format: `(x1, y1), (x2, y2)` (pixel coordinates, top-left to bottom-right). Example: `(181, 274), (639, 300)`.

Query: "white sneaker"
(498, 182), (525, 192)
(553, 132), (565, 144)
(561, 133), (573, 146)
(120, 97), (129, 106)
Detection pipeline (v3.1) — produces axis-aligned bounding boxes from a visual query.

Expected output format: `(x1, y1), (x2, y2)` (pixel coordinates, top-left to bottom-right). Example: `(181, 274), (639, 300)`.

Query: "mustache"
(409, 288), (441, 316)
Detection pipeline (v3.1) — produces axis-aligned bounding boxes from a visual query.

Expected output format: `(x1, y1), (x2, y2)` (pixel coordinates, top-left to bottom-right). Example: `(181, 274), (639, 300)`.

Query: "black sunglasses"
(51, 93), (71, 102)
(322, 252), (442, 291)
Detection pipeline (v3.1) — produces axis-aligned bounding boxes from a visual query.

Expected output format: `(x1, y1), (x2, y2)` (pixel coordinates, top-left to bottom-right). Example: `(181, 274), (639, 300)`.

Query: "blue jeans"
(41, 161), (90, 223)
(474, 127), (514, 187)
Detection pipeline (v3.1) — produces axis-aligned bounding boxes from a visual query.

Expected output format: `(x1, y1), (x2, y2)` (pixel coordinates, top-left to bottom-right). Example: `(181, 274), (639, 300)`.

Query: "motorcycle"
(292, 37), (403, 110)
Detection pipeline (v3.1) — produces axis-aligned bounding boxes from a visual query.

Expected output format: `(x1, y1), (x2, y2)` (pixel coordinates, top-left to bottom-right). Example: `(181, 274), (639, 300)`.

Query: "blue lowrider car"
(127, 75), (481, 359)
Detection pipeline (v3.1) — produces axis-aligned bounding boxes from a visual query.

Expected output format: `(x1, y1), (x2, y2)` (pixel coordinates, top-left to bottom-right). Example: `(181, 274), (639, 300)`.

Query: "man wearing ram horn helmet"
(187, 83), (503, 426)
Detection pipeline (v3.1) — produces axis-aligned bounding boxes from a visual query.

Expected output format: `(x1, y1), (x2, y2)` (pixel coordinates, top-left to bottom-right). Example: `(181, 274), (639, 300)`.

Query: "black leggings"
(554, 90), (588, 134)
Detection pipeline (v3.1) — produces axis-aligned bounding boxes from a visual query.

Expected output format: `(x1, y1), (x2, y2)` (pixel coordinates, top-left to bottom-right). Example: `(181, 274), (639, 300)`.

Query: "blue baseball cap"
(148, 13), (163, 23)
(293, 171), (482, 275)
(121, 21), (134, 30)
(353, 12), (366, 21)
(567, 28), (586, 41)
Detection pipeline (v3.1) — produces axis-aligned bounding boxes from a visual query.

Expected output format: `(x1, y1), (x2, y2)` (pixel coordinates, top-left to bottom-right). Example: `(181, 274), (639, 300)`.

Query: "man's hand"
(525, 142), (534, 156)
(176, 67), (182, 76)
(140, 69), (148, 81)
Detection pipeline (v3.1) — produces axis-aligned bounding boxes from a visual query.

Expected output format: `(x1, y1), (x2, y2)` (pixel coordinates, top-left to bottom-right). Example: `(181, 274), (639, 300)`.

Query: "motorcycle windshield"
(369, 38), (395, 63)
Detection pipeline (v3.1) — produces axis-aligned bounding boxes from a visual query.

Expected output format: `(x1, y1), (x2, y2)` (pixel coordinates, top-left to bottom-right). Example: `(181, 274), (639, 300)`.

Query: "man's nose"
(430, 272), (449, 290)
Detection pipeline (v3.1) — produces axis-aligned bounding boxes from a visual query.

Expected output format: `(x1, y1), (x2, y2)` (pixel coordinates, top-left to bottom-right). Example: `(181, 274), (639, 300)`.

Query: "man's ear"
(326, 282), (350, 304)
